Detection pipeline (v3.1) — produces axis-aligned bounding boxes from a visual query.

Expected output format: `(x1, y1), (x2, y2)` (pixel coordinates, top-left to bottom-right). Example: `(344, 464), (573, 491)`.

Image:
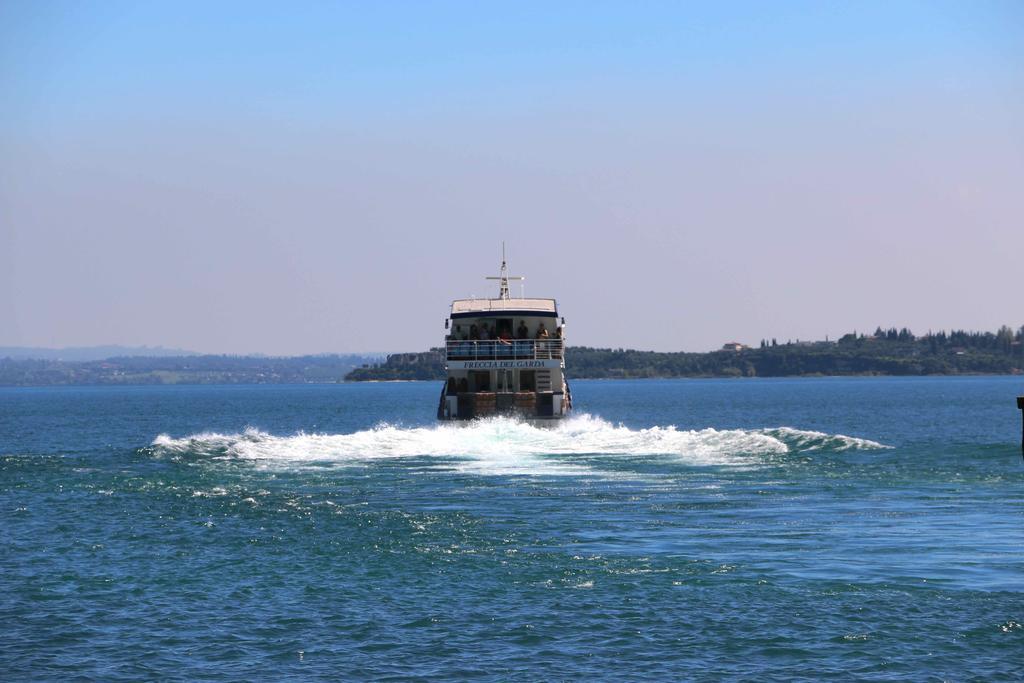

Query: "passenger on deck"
(479, 325), (490, 340)
(536, 323), (549, 339)
(516, 321), (529, 339)
(497, 329), (512, 355)
(469, 324), (479, 340)
(458, 377), (468, 393)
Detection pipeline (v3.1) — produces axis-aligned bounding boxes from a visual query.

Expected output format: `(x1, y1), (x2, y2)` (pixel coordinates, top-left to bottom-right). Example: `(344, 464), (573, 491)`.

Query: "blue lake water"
(1, 377), (1023, 680)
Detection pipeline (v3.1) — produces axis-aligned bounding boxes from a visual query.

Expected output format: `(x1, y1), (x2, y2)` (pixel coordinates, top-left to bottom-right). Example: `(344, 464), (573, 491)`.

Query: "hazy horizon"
(3, 2), (1022, 355)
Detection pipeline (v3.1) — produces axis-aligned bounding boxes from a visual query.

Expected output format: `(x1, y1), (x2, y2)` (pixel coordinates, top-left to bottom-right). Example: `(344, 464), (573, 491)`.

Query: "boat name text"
(462, 360), (548, 369)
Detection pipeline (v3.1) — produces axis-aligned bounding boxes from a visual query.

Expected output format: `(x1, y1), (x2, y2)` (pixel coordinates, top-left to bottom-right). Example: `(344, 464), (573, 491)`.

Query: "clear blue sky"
(2, 2), (1022, 354)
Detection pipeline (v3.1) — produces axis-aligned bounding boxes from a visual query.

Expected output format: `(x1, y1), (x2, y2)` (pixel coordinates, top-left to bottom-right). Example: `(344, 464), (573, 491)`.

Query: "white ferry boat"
(437, 253), (572, 422)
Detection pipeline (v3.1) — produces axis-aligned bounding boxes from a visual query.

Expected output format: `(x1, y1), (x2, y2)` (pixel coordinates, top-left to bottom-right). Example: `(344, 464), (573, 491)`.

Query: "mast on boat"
(485, 242), (524, 300)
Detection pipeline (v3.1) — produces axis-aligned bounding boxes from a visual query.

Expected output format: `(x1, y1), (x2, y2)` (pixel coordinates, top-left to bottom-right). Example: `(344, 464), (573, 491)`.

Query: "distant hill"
(345, 325), (1024, 381)
(0, 353), (386, 386)
(0, 345), (200, 361)
(346, 350), (446, 381)
(2, 325), (1021, 385)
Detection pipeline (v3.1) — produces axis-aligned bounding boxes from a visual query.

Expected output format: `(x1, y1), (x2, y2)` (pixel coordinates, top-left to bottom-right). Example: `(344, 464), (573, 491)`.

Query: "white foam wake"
(150, 414), (889, 476)
(759, 427), (891, 451)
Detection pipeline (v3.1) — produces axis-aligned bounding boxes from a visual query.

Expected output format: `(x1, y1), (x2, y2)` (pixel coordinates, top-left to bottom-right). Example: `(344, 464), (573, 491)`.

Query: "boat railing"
(445, 339), (563, 361)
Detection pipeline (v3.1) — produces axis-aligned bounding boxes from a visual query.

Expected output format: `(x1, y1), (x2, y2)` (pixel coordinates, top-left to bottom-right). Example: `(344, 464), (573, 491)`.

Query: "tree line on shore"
(346, 324), (1024, 381)
(2, 325), (1021, 385)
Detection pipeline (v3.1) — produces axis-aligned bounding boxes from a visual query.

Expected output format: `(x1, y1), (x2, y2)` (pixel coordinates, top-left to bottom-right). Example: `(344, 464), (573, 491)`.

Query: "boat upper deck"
(450, 297), (557, 318)
(445, 338), (563, 361)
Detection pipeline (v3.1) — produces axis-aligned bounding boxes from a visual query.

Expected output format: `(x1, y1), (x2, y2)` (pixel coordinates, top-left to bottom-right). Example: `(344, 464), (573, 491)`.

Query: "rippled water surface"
(2, 377), (1023, 680)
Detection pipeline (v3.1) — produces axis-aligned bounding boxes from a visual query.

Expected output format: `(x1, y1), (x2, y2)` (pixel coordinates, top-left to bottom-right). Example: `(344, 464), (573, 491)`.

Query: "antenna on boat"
(485, 242), (523, 300)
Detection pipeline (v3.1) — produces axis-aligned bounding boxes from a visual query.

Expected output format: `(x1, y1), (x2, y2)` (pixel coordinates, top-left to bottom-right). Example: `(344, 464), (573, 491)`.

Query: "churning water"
(1, 377), (1022, 679)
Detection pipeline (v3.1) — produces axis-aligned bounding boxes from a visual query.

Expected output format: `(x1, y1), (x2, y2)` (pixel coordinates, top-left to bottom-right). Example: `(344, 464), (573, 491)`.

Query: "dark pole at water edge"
(1018, 396), (1024, 458)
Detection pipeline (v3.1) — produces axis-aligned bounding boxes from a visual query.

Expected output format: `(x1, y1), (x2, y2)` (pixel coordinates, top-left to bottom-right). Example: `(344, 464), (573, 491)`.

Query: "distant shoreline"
(3, 330), (1022, 387)
(3, 373), (1024, 389)
(345, 334), (1023, 383)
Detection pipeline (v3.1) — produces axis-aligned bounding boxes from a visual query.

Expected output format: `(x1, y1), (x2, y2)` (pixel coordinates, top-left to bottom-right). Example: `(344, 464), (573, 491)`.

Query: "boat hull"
(437, 389), (571, 421)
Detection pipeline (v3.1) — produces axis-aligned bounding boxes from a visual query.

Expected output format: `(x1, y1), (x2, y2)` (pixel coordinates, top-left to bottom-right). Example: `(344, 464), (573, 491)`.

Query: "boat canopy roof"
(450, 297), (557, 318)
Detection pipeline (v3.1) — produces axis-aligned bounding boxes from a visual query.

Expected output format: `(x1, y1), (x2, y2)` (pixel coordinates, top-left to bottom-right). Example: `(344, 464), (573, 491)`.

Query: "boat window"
(519, 370), (535, 391)
(470, 370), (490, 392)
